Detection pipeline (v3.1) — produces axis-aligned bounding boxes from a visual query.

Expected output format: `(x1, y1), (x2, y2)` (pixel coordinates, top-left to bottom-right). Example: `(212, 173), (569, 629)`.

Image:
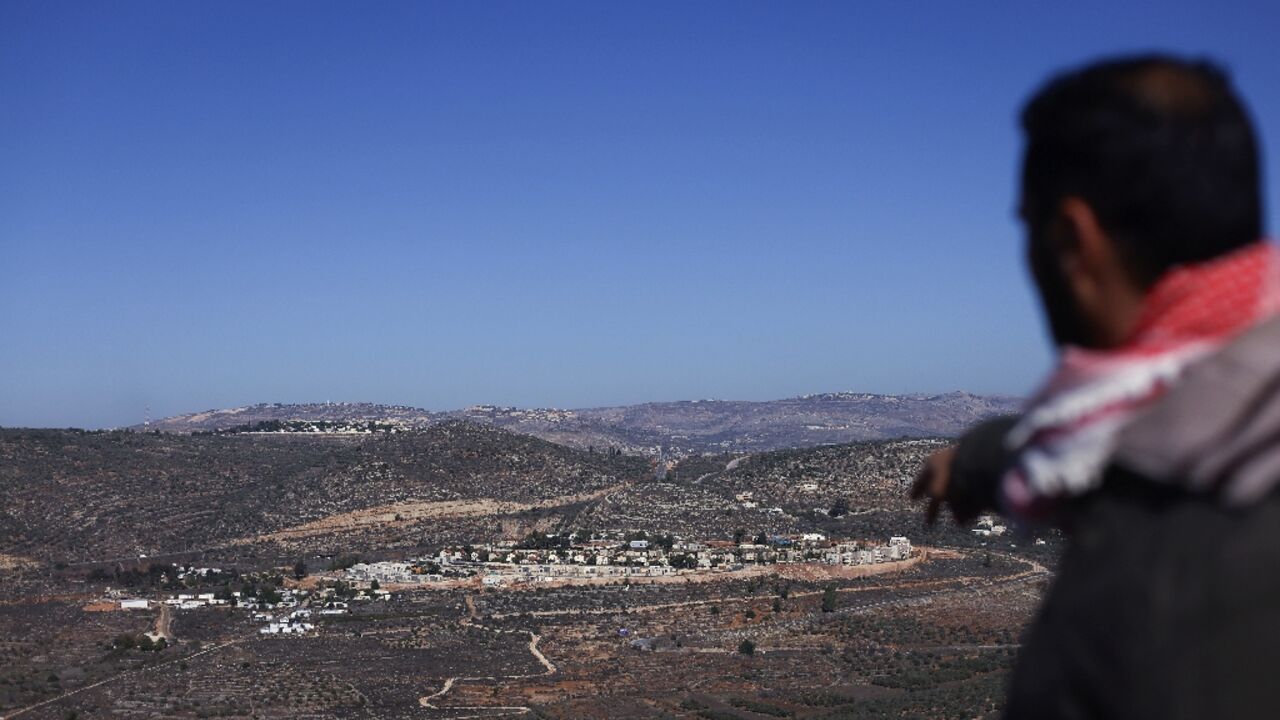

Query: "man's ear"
(1054, 196), (1112, 311)
(1053, 196), (1148, 347)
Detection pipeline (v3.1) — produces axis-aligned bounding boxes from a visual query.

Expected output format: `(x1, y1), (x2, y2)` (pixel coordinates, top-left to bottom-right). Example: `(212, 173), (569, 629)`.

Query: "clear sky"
(2, 1), (1278, 428)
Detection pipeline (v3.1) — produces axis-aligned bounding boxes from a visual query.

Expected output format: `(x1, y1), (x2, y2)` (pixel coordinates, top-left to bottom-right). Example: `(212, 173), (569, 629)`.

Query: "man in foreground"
(911, 54), (1280, 719)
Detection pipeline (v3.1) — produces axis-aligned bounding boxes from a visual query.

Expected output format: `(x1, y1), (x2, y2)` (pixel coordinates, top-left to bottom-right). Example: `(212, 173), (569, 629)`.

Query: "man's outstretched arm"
(910, 416), (1019, 526)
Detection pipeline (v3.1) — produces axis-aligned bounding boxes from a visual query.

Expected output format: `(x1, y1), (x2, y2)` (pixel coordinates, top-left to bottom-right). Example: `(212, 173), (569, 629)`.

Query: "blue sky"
(2, 1), (1278, 428)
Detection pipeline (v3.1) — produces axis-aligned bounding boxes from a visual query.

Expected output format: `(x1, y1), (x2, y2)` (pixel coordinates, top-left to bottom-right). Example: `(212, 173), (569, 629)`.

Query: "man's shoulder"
(1114, 315), (1280, 503)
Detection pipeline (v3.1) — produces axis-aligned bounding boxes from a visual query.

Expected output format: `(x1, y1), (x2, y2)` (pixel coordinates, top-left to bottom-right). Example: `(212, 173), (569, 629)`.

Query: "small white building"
(260, 622), (314, 635)
(120, 599), (150, 610)
(889, 537), (912, 558)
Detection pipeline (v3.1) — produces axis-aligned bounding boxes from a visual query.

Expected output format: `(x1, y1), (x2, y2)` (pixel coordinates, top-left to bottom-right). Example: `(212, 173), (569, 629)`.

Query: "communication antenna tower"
(144, 404), (151, 427)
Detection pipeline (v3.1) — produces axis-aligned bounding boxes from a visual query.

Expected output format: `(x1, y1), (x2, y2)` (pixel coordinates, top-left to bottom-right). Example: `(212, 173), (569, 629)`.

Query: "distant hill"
(139, 402), (438, 433)
(0, 422), (648, 563)
(137, 391), (1022, 455)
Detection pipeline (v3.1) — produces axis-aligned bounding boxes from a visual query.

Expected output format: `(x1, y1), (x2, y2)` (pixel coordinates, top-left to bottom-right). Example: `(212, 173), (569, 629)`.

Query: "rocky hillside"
(0, 422), (648, 563)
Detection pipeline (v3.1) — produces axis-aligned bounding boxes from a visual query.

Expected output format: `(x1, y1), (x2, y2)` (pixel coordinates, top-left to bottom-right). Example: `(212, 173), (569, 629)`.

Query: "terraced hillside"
(575, 437), (1061, 564)
(0, 422), (649, 564)
(707, 438), (950, 513)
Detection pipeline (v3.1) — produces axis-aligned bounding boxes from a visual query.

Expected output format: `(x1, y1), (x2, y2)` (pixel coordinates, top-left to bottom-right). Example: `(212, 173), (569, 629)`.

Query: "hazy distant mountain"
(136, 391), (1021, 455)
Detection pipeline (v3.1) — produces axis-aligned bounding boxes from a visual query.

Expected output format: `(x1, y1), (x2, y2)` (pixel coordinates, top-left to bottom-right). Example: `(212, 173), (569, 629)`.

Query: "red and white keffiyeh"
(1002, 241), (1280, 522)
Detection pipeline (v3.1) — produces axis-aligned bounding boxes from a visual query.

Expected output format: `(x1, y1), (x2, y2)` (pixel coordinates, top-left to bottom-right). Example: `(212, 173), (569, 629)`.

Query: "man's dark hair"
(1021, 54), (1263, 286)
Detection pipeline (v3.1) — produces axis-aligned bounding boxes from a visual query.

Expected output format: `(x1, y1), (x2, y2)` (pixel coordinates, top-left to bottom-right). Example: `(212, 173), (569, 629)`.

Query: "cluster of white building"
(169, 592), (233, 609)
(118, 586), (308, 612)
(342, 535), (916, 588)
(259, 608), (316, 635)
(260, 622), (313, 635)
(118, 592), (232, 611)
(176, 565), (225, 581)
(481, 562), (687, 586)
(971, 516), (1009, 538)
(823, 536), (912, 565)
(347, 561), (440, 585)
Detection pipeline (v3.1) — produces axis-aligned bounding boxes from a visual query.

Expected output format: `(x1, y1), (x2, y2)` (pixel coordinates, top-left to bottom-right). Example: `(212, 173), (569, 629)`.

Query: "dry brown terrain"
(234, 484), (625, 545)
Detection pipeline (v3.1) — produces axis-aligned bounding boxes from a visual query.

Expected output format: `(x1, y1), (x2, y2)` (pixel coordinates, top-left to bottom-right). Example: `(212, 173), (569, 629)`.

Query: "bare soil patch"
(235, 485), (624, 544)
